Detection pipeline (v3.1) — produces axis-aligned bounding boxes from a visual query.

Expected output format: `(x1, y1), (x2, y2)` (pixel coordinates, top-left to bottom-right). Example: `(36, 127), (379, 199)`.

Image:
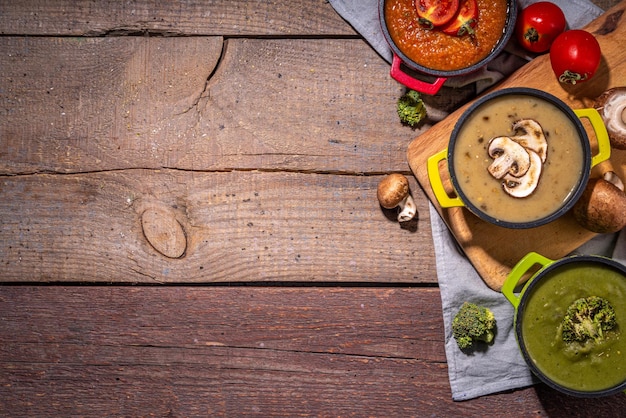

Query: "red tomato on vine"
(516, 1), (566, 53)
(550, 30), (602, 85)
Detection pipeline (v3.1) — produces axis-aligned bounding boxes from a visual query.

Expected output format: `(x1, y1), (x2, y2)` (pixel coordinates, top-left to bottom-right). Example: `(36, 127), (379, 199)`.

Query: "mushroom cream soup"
(452, 94), (584, 223)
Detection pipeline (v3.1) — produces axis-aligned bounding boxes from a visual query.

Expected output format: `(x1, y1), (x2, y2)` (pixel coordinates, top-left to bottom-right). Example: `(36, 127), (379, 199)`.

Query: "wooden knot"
(141, 207), (187, 259)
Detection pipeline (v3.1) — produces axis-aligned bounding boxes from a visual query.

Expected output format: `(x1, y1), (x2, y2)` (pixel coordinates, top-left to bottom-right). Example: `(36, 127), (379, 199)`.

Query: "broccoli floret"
(397, 90), (427, 127)
(452, 302), (496, 350)
(561, 296), (617, 344)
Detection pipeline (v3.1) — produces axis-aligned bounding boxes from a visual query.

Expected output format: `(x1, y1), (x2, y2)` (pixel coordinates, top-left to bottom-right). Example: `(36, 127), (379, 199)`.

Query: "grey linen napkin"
(328, 0), (624, 401)
(430, 206), (624, 400)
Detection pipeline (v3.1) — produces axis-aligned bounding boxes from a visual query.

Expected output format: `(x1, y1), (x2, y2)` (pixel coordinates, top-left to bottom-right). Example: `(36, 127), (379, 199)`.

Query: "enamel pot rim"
(513, 255), (626, 397)
(378, 0), (517, 78)
(447, 87), (592, 229)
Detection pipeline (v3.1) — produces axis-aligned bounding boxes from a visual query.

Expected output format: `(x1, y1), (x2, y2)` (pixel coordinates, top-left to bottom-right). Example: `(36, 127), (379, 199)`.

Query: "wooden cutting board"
(407, 1), (626, 291)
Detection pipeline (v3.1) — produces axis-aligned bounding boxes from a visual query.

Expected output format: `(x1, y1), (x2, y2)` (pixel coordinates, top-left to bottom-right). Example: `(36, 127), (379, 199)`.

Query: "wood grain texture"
(0, 35), (445, 283)
(0, 170), (435, 283)
(1, 0), (625, 416)
(0, 0), (355, 36)
(0, 36), (425, 175)
(407, 0), (626, 291)
(1, 286), (625, 417)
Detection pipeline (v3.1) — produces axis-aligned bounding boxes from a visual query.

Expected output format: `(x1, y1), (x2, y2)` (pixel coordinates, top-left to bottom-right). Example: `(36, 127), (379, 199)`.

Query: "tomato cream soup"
(451, 94), (585, 224)
(384, 0), (508, 71)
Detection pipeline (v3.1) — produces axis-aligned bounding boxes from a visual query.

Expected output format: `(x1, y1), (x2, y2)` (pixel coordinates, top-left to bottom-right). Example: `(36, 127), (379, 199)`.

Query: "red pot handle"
(390, 53), (447, 95)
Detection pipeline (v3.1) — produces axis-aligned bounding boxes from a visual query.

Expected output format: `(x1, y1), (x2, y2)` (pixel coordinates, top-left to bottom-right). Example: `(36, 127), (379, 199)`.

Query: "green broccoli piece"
(561, 296), (617, 344)
(397, 90), (427, 127)
(452, 302), (496, 350)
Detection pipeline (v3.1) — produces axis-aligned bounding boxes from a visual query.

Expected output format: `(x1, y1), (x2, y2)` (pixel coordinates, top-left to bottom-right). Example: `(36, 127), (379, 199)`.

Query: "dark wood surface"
(1, 1), (624, 416)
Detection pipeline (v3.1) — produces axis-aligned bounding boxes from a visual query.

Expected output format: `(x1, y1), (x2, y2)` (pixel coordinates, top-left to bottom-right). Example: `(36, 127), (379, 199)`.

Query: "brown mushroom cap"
(377, 173), (410, 209)
(572, 175), (626, 234)
(594, 87), (626, 150)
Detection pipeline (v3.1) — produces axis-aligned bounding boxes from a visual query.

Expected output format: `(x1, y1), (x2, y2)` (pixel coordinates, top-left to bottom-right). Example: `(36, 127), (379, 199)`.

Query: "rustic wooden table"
(1, 1), (624, 416)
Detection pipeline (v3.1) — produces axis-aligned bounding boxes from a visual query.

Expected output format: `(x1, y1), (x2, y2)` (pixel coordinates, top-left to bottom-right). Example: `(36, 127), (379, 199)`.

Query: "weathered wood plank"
(1, 286), (624, 416)
(0, 170), (435, 283)
(1, 36), (224, 174)
(0, 0), (616, 37)
(0, 36), (444, 176)
(0, 0), (356, 36)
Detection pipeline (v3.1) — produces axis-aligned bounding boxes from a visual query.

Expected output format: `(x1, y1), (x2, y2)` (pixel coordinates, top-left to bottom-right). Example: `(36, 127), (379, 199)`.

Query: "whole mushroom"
(594, 87), (626, 150)
(377, 173), (417, 222)
(572, 171), (626, 233)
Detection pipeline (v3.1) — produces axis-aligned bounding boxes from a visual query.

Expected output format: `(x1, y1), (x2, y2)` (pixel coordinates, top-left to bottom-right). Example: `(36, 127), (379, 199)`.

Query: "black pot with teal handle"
(502, 252), (626, 397)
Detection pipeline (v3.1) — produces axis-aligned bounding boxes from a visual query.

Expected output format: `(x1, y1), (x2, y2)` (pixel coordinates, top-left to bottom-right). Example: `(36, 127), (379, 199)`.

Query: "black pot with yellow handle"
(503, 252), (626, 397)
(427, 87), (611, 229)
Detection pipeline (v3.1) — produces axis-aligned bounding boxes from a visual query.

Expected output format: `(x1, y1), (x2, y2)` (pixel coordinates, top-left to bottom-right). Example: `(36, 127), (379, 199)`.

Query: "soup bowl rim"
(512, 254), (626, 397)
(447, 87), (592, 229)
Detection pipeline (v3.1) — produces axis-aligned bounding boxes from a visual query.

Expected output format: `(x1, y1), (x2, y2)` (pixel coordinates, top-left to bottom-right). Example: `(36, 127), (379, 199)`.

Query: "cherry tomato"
(441, 0), (478, 37)
(515, 1), (566, 53)
(550, 30), (601, 85)
(416, 0), (460, 29)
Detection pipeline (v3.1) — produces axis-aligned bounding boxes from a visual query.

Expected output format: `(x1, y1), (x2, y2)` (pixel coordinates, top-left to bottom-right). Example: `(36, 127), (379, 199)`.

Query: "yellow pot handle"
(573, 108), (611, 167)
(427, 149), (464, 208)
(502, 252), (553, 309)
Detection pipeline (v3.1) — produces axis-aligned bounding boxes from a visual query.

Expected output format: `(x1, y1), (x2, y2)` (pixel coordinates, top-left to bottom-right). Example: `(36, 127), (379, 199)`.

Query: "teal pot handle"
(502, 252), (554, 309)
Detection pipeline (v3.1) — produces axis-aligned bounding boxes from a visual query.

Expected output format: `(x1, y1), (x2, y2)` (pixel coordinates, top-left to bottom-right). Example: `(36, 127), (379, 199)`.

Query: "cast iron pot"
(379, 0), (517, 95)
(502, 252), (626, 397)
(427, 87), (611, 229)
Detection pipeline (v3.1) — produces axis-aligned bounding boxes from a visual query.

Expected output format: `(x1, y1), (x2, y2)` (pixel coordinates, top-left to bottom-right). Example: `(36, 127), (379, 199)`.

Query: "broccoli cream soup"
(520, 262), (626, 392)
(451, 94), (585, 223)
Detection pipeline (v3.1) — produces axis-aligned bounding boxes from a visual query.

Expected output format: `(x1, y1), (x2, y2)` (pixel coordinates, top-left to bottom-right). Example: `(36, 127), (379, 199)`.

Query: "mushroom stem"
(377, 173), (418, 223)
(604, 171), (625, 192)
(397, 194), (417, 223)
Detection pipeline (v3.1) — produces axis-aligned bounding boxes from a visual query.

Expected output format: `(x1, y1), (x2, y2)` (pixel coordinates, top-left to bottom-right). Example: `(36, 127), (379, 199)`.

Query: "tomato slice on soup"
(441, 0), (479, 36)
(415, 0), (460, 29)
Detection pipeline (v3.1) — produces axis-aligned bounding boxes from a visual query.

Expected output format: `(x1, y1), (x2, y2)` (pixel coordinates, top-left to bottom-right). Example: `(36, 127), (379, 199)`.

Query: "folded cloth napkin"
(430, 205), (624, 400)
(328, 0), (621, 401)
